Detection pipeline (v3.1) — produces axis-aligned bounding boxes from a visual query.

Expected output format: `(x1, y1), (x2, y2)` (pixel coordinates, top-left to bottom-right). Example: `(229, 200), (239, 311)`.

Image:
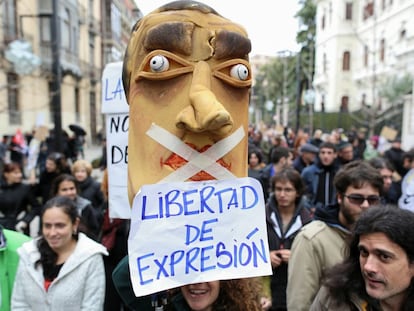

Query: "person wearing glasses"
(286, 161), (384, 311)
(265, 168), (313, 310)
(310, 206), (414, 310)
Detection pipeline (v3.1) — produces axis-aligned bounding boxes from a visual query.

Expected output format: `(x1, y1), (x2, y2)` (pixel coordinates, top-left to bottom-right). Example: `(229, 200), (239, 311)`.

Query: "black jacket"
(77, 176), (104, 209)
(0, 179), (41, 231)
(266, 195), (313, 310)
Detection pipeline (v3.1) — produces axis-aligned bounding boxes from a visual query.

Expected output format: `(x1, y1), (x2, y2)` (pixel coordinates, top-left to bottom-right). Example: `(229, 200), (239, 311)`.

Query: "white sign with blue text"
(128, 177), (272, 297)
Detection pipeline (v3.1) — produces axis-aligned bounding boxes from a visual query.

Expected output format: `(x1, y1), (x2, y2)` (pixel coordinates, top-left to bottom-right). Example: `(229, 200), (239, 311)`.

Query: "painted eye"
(149, 55), (169, 72)
(230, 64), (249, 80)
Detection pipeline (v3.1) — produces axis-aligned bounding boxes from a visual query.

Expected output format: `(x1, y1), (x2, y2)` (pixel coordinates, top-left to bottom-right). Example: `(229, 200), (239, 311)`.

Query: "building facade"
(313, 0), (414, 115)
(0, 0), (141, 147)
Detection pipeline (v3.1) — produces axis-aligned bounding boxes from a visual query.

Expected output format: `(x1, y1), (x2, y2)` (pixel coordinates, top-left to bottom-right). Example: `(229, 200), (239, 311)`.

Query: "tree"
(296, 0), (316, 89)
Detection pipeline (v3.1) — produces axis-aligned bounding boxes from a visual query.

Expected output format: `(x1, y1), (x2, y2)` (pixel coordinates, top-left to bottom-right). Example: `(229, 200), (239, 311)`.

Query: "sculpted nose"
(176, 61), (233, 136)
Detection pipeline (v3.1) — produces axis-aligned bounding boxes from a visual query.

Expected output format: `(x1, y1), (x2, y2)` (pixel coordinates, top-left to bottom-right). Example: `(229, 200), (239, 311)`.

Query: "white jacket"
(11, 233), (108, 311)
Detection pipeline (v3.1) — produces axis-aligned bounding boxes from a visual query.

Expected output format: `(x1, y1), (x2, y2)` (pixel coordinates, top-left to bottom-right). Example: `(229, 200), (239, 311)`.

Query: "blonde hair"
(71, 159), (93, 176)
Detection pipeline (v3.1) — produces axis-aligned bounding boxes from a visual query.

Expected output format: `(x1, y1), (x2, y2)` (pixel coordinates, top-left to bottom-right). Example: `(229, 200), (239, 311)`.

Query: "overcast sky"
(134, 0), (301, 56)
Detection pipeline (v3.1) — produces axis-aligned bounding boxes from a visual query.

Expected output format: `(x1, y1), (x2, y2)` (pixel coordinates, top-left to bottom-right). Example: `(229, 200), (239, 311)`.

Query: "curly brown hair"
(214, 278), (263, 311)
(169, 277), (263, 311)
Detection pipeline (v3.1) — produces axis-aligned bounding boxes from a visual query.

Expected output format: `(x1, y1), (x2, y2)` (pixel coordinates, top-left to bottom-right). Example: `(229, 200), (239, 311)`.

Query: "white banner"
(101, 62), (130, 219)
(128, 177), (272, 297)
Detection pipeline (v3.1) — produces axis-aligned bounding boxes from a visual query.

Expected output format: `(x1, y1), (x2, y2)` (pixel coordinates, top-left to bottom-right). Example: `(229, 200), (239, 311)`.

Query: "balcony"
(39, 43), (81, 77)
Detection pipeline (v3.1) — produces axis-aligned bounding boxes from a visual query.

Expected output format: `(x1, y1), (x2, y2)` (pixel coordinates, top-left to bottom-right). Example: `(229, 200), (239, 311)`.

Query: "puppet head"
(123, 1), (252, 203)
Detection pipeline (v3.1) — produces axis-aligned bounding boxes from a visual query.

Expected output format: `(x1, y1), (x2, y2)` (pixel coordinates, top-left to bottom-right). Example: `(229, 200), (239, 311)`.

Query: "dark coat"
(0, 180), (41, 232)
(35, 171), (60, 204)
(266, 195), (313, 310)
(77, 176), (104, 209)
(301, 161), (338, 209)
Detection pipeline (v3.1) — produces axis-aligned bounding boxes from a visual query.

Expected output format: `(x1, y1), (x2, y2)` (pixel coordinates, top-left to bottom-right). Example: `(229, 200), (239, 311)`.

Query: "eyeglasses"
(343, 194), (381, 205)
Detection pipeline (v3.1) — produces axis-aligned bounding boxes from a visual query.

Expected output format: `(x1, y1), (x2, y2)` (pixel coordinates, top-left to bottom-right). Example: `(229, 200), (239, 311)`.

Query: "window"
(380, 39), (385, 62)
(400, 29), (406, 40)
(75, 87), (80, 122)
(342, 51), (351, 71)
(364, 45), (369, 67)
(345, 2), (353, 20)
(88, 0), (94, 19)
(361, 94), (366, 106)
(363, 2), (374, 20)
(4, 0), (17, 42)
(323, 53), (327, 73)
(321, 13), (325, 30)
(329, 2), (332, 23)
(40, 17), (51, 42)
(89, 33), (95, 67)
(7, 72), (20, 124)
(340, 96), (349, 112)
(62, 8), (71, 49)
(321, 95), (325, 112)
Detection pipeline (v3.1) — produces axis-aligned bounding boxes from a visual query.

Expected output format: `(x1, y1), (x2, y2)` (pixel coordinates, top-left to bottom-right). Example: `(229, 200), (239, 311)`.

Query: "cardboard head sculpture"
(123, 0), (252, 203)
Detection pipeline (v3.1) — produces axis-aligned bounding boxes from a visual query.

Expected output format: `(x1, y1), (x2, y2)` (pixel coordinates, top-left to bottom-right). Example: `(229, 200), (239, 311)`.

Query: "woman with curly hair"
(112, 254), (268, 311)
(170, 278), (264, 311)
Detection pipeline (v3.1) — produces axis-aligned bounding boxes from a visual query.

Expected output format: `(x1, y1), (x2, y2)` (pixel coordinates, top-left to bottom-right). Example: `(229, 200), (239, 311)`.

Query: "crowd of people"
(247, 124), (414, 311)
(1, 122), (414, 310)
(0, 129), (130, 311)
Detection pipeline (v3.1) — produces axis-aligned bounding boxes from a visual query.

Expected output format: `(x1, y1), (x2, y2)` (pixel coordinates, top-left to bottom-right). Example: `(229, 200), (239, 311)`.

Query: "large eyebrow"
(144, 22), (195, 55)
(214, 30), (251, 60)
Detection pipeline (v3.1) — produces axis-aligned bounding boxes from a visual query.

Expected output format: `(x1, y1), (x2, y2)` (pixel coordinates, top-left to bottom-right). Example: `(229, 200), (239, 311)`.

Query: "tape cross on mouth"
(146, 124), (245, 183)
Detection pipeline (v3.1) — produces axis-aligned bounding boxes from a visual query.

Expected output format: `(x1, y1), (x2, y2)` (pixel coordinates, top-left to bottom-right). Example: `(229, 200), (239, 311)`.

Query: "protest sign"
(128, 177), (272, 297)
(101, 62), (130, 218)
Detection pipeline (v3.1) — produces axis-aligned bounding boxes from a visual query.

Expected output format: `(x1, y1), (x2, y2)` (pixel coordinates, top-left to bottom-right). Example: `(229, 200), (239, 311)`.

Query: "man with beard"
(287, 161), (383, 311)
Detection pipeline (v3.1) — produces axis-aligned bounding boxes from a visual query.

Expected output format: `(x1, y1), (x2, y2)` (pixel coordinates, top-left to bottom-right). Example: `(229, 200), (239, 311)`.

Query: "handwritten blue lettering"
(141, 185), (259, 220)
(104, 77), (124, 101)
(134, 227), (268, 284)
(185, 218), (218, 245)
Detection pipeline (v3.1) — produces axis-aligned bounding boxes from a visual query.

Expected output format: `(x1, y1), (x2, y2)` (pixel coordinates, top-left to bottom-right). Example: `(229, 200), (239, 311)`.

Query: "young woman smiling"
(11, 196), (108, 310)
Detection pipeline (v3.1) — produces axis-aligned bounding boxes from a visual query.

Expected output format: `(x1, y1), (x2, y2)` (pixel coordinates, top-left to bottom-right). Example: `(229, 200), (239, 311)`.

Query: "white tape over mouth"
(146, 124), (245, 183)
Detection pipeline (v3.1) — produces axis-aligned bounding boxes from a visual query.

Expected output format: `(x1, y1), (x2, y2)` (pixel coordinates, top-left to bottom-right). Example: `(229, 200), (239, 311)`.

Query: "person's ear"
(337, 193), (343, 204)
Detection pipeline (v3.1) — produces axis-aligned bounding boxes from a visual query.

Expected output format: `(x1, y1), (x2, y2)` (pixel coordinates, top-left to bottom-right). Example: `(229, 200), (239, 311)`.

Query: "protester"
(248, 148), (267, 180)
(35, 152), (71, 205)
(112, 255), (265, 311)
(259, 146), (293, 201)
(292, 143), (319, 174)
(266, 168), (313, 310)
(49, 174), (100, 239)
(287, 160), (384, 311)
(0, 226), (31, 311)
(399, 149), (414, 211)
(0, 162), (41, 235)
(301, 142), (338, 210)
(11, 196), (107, 310)
(336, 141), (354, 167)
(384, 137), (406, 179)
(72, 159), (104, 210)
(310, 206), (414, 310)
(368, 157), (401, 204)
